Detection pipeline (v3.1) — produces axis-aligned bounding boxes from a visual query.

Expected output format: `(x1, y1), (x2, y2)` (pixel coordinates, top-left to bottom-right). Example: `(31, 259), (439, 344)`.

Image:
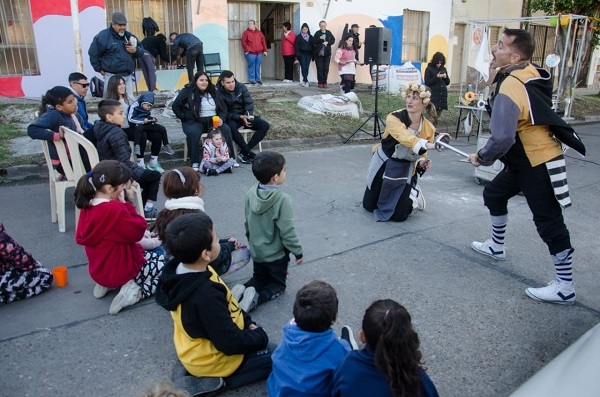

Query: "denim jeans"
(245, 53), (263, 83)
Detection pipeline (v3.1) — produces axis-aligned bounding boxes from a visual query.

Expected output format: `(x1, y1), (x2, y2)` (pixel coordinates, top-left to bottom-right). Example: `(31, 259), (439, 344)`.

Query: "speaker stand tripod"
(344, 64), (386, 143)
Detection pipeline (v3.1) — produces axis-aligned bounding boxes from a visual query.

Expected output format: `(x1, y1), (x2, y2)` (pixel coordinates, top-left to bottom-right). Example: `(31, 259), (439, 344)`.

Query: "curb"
(0, 135), (351, 183)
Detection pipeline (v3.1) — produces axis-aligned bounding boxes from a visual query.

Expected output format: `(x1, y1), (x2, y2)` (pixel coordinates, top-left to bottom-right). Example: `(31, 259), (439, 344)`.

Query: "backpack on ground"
(90, 76), (104, 98)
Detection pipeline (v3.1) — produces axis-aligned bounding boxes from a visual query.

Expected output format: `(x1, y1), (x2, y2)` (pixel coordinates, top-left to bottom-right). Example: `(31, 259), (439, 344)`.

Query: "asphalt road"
(1, 123), (599, 397)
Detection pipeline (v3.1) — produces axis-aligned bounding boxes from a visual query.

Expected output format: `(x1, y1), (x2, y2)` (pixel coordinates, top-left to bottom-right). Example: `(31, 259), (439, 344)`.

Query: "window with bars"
(0, 0), (39, 76)
(402, 9), (430, 63)
(105, 0), (188, 41)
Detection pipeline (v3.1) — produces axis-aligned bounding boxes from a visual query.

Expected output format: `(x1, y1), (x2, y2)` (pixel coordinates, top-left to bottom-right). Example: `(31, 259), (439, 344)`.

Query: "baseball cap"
(351, 23), (359, 29)
(112, 11), (127, 25)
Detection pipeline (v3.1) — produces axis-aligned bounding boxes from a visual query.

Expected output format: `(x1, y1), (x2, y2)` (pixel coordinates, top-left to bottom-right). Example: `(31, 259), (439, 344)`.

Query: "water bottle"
(467, 83), (473, 92)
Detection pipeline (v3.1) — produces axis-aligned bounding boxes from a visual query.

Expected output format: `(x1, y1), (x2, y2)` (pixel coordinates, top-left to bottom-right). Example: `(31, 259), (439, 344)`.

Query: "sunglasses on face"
(74, 82), (90, 88)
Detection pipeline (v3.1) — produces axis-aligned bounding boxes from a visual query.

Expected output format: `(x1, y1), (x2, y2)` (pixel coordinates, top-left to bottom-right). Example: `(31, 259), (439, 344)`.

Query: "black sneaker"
(238, 152), (252, 164)
(173, 375), (224, 396)
(340, 325), (359, 350)
(247, 151), (257, 160)
(257, 80), (263, 85)
(206, 169), (218, 176)
(144, 207), (158, 221)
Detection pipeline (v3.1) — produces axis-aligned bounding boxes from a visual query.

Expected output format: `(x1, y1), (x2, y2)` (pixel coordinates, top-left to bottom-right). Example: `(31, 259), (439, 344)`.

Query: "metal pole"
(70, 0), (83, 73)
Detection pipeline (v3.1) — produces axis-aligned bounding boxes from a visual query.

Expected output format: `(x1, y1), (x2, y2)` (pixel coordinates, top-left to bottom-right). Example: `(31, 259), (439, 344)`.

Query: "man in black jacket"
(170, 32), (204, 82)
(88, 11), (143, 98)
(216, 70), (269, 164)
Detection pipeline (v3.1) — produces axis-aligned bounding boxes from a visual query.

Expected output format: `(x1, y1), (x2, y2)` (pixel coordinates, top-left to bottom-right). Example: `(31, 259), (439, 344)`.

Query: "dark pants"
(363, 163), (414, 222)
(181, 118), (233, 165)
(210, 240), (234, 276)
(135, 168), (161, 204)
(341, 74), (355, 93)
(244, 254), (289, 305)
(315, 55), (331, 84)
(297, 53), (311, 83)
(125, 125), (164, 157)
(226, 117), (269, 156)
(139, 50), (157, 91)
(220, 342), (276, 392)
(283, 55), (295, 81)
(186, 43), (204, 82)
(483, 163), (571, 255)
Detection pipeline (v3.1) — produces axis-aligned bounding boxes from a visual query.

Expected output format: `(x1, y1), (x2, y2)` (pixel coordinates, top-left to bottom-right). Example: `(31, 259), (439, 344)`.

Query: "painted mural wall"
(0, 0), (453, 97)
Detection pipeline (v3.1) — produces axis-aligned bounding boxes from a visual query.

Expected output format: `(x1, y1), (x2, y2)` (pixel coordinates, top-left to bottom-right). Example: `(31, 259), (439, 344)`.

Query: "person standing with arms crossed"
(242, 20), (267, 86)
(467, 28), (584, 305)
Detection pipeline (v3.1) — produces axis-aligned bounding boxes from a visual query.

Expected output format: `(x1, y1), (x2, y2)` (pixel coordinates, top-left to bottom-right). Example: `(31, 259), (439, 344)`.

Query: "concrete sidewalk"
(1, 122), (599, 396)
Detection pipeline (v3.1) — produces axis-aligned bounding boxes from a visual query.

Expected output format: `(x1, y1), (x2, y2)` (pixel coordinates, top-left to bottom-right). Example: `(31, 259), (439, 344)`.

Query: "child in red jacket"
(74, 160), (164, 314)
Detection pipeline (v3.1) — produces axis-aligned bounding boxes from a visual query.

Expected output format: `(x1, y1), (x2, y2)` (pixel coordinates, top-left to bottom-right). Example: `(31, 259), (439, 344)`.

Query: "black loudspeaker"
(364, 27), (392, 65)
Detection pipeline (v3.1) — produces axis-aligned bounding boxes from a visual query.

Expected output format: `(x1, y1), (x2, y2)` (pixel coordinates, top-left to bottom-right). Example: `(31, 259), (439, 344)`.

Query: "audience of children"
(91, 99), (162, 219)
(232, 151), (303, 313)
(0, 222), (54, 305)
(201, 128), (236, 176)
(332, 299), (439, 397)
(151, 167), (249, 275)
(156, 212), (275, 396)
(267, 280), (353, 396)
(27, 86), (85, 180)
(128, 91), (173, 174)
(74, 160), (164, 315)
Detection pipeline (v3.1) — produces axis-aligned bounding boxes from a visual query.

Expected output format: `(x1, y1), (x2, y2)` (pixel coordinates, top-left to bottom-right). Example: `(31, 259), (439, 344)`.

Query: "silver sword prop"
(435, 137), (471, 158)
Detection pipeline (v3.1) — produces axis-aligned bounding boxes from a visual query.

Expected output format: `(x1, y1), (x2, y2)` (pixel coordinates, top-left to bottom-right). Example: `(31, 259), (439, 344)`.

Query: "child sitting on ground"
(155, 212), (275, 396)
(201, 128), (236, 176)
(232, 151), (303, 313)
(332, 299), (440, 397)
(27, 86), (86, 180)
(0, 222), (54, 305)
(151, 166), (249, 275)
(91, 99), (162, 220)
(75, 160), (164, 315)
(267, 280), (354, 396)
(128, 91), (174, 172)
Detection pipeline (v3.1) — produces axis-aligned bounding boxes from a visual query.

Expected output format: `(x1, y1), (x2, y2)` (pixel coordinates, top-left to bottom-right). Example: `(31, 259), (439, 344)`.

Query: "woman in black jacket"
(172, 72), (233, 171)
(424, 52), (450, 123)
(312, 20), (335, 88)
(295, 23), (315, 87)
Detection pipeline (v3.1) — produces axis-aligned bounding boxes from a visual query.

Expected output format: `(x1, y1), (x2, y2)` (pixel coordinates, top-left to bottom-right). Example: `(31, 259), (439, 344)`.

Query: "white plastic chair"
(63, 127), (145, 225)
(41, 138), (76, 232)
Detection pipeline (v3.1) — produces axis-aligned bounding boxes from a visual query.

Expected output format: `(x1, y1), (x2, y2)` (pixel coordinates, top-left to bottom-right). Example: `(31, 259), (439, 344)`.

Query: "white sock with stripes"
(552, 248), (574, 283)
(490, 214), (507, 251)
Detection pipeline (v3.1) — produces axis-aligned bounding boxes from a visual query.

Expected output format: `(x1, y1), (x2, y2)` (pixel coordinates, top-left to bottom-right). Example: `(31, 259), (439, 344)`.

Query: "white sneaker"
(93, 283), (110, 299)
(471, 239), (506, 260)
(525, 279), (575, 305)
(146, 161), (165, 173)
(231, 284), (245, 302)
(233, 161), (240, 168)
(192, 163), (200, 172)
(239, 286), (258, 313)
(409, 185), (426, 211)
(109, 280), (142, 315)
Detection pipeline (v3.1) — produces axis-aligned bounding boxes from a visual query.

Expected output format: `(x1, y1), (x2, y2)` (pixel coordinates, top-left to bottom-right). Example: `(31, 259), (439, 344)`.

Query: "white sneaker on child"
(340, 325), (359, 350)
(93, 283), (110, 299)
(231, 284), (245, 302)
(109, 280), (142, 315)
(239, 286), (258, 313)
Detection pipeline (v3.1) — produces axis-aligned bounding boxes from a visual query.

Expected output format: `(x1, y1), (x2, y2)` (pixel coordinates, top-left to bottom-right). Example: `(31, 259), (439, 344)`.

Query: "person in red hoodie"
(75, 160), (164, 315)
(242, 20), (267, 86)
(281, 22), (296, 83)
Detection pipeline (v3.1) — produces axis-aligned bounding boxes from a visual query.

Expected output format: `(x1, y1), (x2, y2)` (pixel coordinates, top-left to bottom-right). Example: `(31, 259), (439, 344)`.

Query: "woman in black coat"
(295, 23), (315, 87)
(172, 71), (233, 171)
(424, 52), (450, 122)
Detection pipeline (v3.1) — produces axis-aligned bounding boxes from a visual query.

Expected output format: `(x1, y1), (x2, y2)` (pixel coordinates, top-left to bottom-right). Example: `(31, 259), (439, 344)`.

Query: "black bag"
(90, 76), (104, 98)
(142, 17), (159, 37)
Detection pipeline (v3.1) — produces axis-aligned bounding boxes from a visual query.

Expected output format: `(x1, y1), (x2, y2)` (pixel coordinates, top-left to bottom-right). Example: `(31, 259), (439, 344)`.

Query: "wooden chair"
(63, 127), (145, 226)
(41, 138), (76, 232)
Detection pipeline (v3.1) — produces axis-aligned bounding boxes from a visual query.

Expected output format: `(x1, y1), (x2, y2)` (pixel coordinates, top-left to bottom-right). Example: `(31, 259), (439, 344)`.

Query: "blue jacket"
(267, 322), (350, 397)
(69, 87), (92, 129)
(171, 33), (203, 59)
(128, 92), (156, 125)
(88, 27), (143, 75)
(332, 348), (439, 397)
(28, 109), (79, 164)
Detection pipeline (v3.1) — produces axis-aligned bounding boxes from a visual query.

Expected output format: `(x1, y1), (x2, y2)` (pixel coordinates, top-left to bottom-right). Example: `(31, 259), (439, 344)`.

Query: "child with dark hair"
(0, 222), (54, 305)
(232, 151), (303, 313)
(155, 212), (275, 396)
(201, 128), (236, 176)
(128, 91), (173, 173)
(28, 86), (85, 179)
(332, 299), (439, 397)
(74, 160), (164, 315)
(267, 280), (353, 396)
(92, 99), (162, 220)
(151, 166), (248, 275)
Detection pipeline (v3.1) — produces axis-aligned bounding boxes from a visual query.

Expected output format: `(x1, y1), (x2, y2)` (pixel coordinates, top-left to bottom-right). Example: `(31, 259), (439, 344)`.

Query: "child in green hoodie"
(233, 151), (303, 313)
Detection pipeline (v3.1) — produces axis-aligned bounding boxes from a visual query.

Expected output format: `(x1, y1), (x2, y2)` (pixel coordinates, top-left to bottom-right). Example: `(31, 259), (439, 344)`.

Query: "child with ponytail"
(332, 299), (439, 397)
(74, 160), (164, 315)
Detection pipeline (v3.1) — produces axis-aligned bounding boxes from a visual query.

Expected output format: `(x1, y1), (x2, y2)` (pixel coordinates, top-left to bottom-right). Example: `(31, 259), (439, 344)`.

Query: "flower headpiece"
(401, 81), (431, 105)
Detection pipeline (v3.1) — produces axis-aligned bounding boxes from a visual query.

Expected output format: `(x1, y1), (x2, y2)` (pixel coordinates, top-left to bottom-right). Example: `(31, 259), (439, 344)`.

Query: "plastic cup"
(212, 115), (220, 128)
(52, 266), (68, 287)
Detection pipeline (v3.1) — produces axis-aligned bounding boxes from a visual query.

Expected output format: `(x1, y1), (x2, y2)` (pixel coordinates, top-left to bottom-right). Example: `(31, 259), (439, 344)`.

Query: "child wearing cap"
(128, 91), (173, 173)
